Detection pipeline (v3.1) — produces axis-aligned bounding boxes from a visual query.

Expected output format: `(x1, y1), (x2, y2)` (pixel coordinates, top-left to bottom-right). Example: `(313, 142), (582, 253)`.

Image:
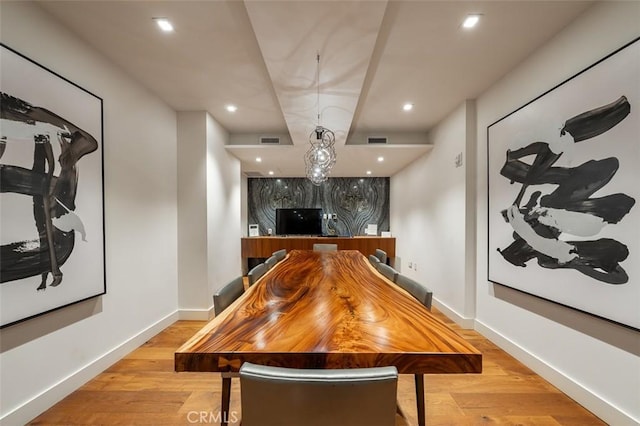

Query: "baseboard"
(474, 319), (638, 426)
(433, 299), (476, 329)
(0, 310), (179, 426)
(178, 306), (214, 321)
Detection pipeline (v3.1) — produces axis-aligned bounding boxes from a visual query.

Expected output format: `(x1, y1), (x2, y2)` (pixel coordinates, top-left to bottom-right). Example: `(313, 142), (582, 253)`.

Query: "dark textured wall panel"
(248, 177), (390, 237)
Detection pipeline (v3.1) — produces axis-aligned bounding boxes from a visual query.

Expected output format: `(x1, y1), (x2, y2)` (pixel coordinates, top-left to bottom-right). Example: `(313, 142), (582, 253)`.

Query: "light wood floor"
(30, 308), (605, 425)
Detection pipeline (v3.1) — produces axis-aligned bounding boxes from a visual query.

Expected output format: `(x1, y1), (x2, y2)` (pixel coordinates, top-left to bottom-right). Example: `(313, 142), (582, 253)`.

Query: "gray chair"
(264, 255), (279, 270)
(247, 262), (267, 286)
(395, 274), (433, 311)
(313, 243), (338, 252)
(272, 248), (287, 262)
(213, 276), (245, 316)
(375, 248), (388, 264)
(240, 362), (398, 426)
(369, 254), (381, 268)
(212, 276), (246, 425)
(378, 263), (399, 282)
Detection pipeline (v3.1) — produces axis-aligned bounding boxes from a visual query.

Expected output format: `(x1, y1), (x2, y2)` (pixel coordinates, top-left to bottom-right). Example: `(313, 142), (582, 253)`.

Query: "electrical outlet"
(414, 263), (418, 271)
(408, 262), (413, 269)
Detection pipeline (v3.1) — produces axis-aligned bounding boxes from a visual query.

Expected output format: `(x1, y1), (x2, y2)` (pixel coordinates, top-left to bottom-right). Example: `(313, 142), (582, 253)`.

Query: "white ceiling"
(38, 0), (594, 178)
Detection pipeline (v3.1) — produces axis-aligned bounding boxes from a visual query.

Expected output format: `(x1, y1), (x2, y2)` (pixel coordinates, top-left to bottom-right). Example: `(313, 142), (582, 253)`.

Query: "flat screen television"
(276, 208), (323, 236)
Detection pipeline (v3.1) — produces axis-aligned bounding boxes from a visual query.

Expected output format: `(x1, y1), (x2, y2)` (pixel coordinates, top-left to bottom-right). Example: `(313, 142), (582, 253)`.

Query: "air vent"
(367, 137), (388, 144)
(244, 171), (264, 177)
(260, 137), (280, 144)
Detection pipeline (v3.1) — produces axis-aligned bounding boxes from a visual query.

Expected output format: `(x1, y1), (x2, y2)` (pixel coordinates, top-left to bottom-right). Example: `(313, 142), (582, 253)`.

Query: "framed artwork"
(487, 38), (639, 330)
(0, 44), (105, 328)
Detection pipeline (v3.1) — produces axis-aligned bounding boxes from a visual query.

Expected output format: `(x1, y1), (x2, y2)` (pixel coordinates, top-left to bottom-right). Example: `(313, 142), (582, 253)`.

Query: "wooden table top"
(175, 250), (482, 374)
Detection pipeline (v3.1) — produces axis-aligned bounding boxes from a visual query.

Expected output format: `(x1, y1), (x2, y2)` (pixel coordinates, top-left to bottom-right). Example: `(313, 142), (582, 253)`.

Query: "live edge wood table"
(176, 250), (481, 426)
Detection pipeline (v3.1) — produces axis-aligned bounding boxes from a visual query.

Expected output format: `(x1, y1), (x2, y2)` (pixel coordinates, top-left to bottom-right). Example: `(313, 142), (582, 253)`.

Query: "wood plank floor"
(30, 308), (605, 425)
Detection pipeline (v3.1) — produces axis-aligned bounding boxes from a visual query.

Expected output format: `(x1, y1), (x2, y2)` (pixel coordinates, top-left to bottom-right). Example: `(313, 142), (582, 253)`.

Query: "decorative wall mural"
(488, 38), (639, 330)
(0, 44), (105, 328)
(248, 177), (389, 237)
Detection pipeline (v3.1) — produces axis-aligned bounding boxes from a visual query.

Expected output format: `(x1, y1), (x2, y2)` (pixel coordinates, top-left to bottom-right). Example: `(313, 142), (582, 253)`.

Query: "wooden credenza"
(241, 236), (395, 273)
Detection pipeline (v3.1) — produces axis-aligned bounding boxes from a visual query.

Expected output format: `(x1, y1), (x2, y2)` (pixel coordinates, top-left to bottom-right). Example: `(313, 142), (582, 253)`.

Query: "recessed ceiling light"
(462, 14), (481, 29)
(153, 18), (174, 32)
(366, 170), (372, 175)
(377, 156), (384, 162)
(402, 103), (414, 111)
(268, 171), (274, 176)
(225, 104), (238, 113)
(256, 157), (262, 162)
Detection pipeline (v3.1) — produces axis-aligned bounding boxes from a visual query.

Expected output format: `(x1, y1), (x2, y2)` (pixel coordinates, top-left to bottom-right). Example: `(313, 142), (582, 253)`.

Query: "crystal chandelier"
(305, 53), (336, 185)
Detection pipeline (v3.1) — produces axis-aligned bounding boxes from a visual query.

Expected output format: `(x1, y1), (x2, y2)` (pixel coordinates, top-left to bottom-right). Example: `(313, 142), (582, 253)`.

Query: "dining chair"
(247, 262), (267, 286)
(239, 362), (398, 426)
(378, 263), (399, 282)
(395, 274), (433, 311)
(369, 254), (381, 268)
(272, 248), (287, 262)
(375, 248), (388, 264)
(264, 254), (279, 270)
(213, 276), (245, 316)
(212, 276), (246, 425)
(313, 243), (338, 251)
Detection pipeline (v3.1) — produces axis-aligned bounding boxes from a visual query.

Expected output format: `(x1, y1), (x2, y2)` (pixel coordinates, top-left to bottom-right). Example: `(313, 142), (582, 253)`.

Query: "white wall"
(241, 174), (248, 237)
(205, 114), (242, 302)
(475, 2), (640, 424)
(391, 101), (475, 325)
(177, 112), (242, 319)
(0, 2), (179, 424)
(177, 112), (209, 313)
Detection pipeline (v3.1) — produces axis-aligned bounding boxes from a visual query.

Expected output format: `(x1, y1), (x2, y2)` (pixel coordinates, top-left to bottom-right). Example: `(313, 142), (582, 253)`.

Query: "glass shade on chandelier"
(305, 125), (336, 185)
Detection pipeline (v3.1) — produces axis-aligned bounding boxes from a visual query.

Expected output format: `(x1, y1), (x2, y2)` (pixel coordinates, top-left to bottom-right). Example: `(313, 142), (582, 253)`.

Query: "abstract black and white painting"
(0, 44), (105, 328)
(488, 38), (639, 330)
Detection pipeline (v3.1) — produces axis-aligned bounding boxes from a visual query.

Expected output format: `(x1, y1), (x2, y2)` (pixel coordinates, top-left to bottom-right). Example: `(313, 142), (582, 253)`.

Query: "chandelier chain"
(317, 52), (320, 126)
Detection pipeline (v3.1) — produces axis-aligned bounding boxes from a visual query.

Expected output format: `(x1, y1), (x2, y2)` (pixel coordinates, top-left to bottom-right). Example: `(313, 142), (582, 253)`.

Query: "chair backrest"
(395, 274), (433, 310)
(378, 263), (398, 283)
(368, 254), (381, 268)
(213, 276), (245, 316)
(247, 263), (268, 286)
(272, 249), (287, 262)
(240, 362), (398, 426)
(264, 255), (279, 270)
(313, 243), (338, 252)
(375, 249), (388, 264)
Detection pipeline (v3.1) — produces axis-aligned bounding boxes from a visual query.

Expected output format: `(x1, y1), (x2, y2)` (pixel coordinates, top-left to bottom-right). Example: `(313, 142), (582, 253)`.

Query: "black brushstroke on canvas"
(0, 92), (98, 289)
(498, 96), (635, 284)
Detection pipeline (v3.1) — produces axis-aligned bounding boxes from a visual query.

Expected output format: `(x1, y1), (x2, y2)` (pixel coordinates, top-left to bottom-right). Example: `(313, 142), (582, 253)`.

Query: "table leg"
(221, 376), (231, 426)
(415, 374), (425, 426)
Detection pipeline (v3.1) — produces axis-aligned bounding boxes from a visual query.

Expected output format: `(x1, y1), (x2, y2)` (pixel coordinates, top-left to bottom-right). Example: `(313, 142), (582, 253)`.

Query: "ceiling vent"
(260, 136), (280, 144)
(244, 171), (264, 177)
(367, 136), (388, 144)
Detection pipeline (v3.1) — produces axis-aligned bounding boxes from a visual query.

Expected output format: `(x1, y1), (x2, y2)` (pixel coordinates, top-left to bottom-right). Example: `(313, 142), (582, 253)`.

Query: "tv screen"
(276, 208), (323, 236)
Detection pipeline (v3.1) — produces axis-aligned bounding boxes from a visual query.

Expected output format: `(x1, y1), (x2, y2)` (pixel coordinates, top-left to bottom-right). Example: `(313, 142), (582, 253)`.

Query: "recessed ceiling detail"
(38, 0), (595, 177)
(244, 1), (388, 149)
